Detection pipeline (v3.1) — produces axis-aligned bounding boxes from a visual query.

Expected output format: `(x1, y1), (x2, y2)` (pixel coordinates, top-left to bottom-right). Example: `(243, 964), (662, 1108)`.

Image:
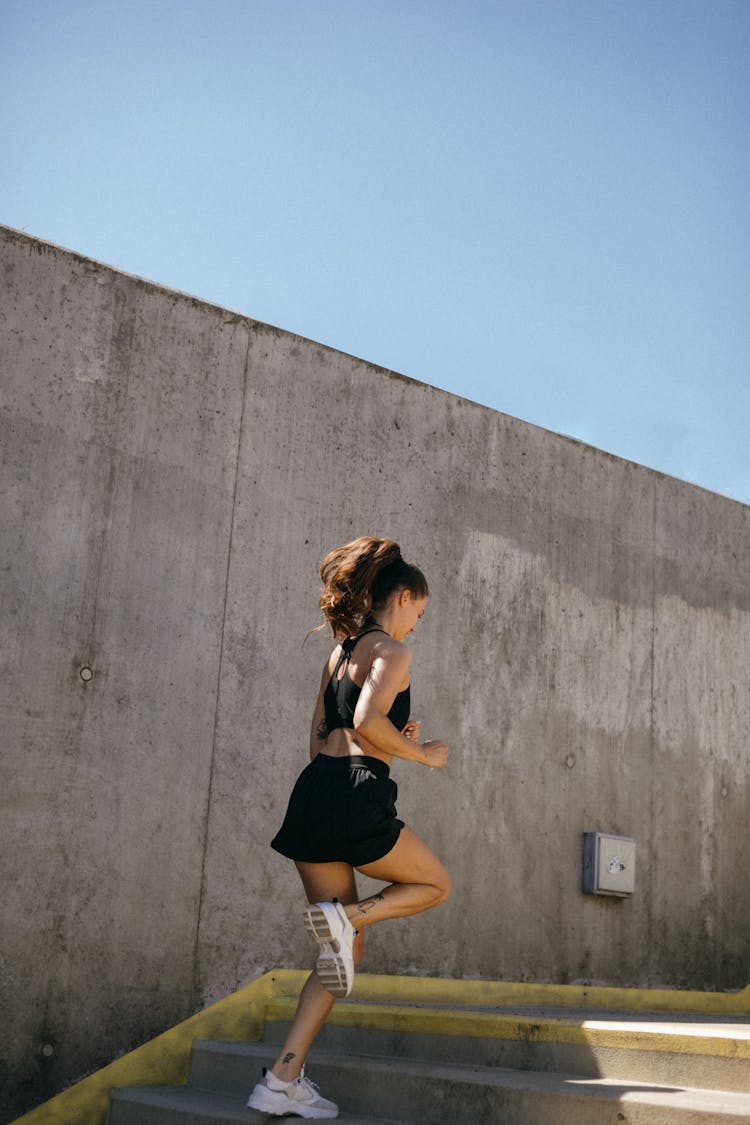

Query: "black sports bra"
(322, 625), (410, 735)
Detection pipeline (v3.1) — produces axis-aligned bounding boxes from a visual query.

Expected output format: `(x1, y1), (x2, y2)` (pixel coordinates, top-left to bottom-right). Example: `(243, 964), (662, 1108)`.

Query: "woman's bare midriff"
(321, 727), (392, 766)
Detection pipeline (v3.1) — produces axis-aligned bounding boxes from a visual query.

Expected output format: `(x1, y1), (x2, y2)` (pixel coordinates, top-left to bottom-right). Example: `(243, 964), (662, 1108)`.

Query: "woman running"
(247, 536), (451, 1119)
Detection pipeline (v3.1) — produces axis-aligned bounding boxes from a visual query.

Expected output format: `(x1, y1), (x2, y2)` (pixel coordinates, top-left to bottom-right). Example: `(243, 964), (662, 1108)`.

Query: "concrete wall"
(1, 224), (748, 1118)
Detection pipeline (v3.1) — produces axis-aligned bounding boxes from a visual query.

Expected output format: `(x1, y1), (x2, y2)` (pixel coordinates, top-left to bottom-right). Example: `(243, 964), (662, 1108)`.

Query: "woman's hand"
(402, 719), (421, 742)
(421, 739), (448, 769)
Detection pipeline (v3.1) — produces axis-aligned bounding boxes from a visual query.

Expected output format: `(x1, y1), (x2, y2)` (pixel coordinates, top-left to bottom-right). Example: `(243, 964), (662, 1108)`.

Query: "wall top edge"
(2, 223), (746, 513)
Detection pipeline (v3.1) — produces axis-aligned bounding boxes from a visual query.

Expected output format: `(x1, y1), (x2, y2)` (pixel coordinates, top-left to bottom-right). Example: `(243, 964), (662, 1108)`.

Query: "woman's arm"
(353, 643), (448, 767)
(309, 663), (331, 760)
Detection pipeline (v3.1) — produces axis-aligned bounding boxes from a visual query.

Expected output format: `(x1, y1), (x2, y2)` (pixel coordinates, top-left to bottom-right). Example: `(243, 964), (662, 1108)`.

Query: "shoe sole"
(304, 904), (353, 998)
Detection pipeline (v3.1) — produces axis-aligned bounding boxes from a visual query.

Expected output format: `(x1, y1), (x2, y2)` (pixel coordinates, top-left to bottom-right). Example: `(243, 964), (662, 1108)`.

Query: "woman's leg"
(269, 861), (364, 1081)
(349, 826), (451, 928)
(267, 829), (449, 1079)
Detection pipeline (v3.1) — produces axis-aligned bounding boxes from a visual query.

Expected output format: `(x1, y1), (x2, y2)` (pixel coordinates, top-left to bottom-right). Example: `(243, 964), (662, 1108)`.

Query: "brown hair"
(318, 536), (428, 639)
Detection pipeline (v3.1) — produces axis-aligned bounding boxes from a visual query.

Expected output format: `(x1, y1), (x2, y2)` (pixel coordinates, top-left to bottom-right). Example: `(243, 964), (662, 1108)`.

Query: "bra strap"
(332, 624), (386, 680)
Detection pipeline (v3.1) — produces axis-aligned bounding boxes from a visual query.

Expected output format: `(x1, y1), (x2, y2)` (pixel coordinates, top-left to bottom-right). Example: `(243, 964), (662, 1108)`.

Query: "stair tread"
(112, 1084), (409, 1123)
(188, 1041), (750, 1112)
(259, 998), (750, 1068)
(267, 994), (750, 1038)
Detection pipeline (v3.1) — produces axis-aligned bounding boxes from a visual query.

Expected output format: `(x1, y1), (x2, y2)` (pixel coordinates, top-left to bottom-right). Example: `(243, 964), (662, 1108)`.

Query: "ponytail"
(318, 536), (428, 639)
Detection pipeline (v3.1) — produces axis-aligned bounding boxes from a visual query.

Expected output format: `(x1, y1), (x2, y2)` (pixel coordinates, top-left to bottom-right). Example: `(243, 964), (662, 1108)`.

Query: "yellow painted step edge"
(265, 995), (750, 1060)
(344, 973), (750, 1015)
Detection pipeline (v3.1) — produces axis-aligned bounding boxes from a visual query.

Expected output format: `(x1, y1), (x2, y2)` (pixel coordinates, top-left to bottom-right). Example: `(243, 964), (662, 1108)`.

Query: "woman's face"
(396, 589), (428, 640)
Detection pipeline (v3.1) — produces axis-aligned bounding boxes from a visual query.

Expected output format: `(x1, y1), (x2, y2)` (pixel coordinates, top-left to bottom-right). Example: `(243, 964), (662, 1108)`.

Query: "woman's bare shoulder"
(370, 632), (412, 668)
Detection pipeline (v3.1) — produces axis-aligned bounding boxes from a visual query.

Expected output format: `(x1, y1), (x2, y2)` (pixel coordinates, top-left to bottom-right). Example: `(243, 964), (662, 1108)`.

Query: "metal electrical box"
(582, 832), (635, 897)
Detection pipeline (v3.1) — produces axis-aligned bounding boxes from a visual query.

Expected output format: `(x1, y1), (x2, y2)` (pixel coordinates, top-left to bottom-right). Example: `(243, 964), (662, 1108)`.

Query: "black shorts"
(270, 753), (404, 867)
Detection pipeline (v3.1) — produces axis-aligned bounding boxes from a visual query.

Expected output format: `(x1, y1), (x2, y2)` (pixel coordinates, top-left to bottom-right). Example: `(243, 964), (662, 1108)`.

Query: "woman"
(247, 536), (451, 1120)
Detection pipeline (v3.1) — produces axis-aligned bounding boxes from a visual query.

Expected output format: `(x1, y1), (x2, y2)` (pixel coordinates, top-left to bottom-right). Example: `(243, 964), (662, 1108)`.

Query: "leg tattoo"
(283, 1052), (296, 1065)
(355, 891), (385, 918)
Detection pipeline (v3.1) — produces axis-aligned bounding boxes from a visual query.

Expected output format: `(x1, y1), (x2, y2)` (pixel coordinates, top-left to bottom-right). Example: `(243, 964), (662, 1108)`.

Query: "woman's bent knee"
(432, 866), (451, 906)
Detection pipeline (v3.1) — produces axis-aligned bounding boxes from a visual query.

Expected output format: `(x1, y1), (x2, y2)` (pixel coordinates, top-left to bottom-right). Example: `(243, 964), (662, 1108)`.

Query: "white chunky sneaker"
(246, 1066), (338, 1118)
(303, 900), (356, 998)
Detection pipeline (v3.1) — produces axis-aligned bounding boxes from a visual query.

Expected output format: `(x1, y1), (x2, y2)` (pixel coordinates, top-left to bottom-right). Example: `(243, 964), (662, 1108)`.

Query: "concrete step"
(262, 995), (750, 1094)
(182, 1040), (750, 1124)
(108, 1083), (408, 1124)
(107, 975), (750, 1124)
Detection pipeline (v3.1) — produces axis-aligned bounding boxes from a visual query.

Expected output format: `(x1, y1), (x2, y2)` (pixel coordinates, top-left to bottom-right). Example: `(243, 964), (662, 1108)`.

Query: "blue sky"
(2, 0), (748, 504)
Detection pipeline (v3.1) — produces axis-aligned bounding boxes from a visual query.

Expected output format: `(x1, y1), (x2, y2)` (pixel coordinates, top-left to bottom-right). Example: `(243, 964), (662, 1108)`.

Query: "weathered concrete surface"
(1, 224), (748, 1119)
(0, 228), (250, 1117)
